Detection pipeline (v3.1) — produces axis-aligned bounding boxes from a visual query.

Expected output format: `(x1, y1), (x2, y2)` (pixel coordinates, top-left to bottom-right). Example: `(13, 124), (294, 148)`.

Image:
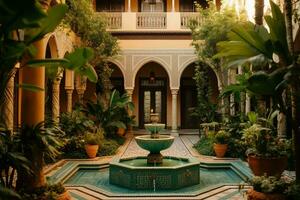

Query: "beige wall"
(118, 40), (192, 49)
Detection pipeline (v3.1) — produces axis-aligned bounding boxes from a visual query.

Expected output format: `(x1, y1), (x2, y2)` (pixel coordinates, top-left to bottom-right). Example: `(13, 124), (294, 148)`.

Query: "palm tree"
(215, 0), (300, 182)
(255, 0), (265, 25)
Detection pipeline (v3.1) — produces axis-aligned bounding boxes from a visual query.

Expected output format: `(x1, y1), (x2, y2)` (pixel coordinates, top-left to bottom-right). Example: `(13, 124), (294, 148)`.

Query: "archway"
(180, 62), (219, 129)
(110, 62), (125, 94)
(84, 62), (125, 103)
(133, 62), (170, 128)
(44, 37), (58, 119)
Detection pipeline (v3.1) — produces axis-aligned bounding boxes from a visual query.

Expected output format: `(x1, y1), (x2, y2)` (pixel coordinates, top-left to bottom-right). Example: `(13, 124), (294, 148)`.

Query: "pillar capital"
(171, 89), (179, 95)
(125, 88), (134, 95)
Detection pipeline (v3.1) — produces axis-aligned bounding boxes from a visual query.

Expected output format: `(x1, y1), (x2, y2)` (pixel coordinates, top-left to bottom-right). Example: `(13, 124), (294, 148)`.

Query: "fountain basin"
(144, 123), (165, 134)
(109, 156), (200, 190)
(135, 135), (174, 154)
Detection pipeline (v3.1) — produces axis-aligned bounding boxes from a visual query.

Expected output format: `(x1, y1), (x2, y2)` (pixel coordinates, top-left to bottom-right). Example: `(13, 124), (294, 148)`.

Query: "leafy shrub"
(60, 108), (94, 136)
(84, 131), (103, 145)
(193, 136), (214, 156)
(60, 136), (86, 159)
(21, 183), (65, 200)
(214, 130), (230, 144)
(98, 139), (120, 156)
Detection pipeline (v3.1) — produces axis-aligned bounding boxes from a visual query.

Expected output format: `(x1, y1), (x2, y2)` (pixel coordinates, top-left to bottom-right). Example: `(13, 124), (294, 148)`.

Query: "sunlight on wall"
(222, 0), (271, 22)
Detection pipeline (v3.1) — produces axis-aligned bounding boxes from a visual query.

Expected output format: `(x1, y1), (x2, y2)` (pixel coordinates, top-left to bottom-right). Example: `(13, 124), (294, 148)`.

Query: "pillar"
(172, 0), (175, 12)
(21, 41), (46, 126)
(3, 73), (16, 131)
(126, 88), (133, 102)
(75, 75), (87, 104)
(19, 0), (51, 189)
(128, 0), (131, 12)
(52, 72), (63, 122)
(171, 89), (179, 136)
(245, 93), (251, 113)
(66, 89), (73, 113)
(229, 69), (236, 116)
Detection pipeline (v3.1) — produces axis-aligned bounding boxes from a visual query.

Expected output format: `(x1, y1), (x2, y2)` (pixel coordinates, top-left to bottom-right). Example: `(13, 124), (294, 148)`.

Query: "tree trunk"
(255, 0), (264, 25)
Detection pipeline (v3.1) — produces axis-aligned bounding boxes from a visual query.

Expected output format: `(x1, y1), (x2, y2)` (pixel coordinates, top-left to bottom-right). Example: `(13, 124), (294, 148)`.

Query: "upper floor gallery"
(92, 0), (221, 31)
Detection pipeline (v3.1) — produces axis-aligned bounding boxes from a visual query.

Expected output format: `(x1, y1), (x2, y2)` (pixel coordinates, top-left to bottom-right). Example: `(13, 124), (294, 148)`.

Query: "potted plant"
(84, 131), (102, 158)
(213, 130), (230, 158)
(247, 176), (289, 200)
(48, 183), (71, 200)
(242, 124), (290, 177)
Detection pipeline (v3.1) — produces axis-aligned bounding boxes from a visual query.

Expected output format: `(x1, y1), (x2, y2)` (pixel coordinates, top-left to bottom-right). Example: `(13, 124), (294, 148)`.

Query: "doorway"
(139, 78), (167, 128)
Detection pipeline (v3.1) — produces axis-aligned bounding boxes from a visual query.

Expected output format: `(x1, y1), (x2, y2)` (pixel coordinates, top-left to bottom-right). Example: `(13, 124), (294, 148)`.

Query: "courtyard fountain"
(109, 112), (201, 190)
(48, 112), (252, 198)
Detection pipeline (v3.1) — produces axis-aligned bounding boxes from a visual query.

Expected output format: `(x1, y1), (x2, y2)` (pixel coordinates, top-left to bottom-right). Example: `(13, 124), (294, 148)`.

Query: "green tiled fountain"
(109, 113), (200, 190)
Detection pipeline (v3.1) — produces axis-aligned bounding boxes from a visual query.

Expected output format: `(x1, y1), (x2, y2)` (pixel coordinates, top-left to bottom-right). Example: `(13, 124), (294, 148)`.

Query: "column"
(75, 75), (87, 104)
(172, 0), (175, 12)
(66, 89), (73, 113)
(52, 72), (63, 123)
(245, 93), (251, 113)
(126, 88), (133, 102)
(171, 89), (179, 136)
(238, 66), (245, 113)
(3, 73), (16, 131)
(128, 0), (131, 12)
(126, 88), (134, 134)
(229, 69), (235, 116)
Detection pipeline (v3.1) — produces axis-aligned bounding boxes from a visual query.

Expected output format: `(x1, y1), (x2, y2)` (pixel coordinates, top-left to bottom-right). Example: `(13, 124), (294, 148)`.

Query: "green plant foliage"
(84, 131), (103, 145)
(0, 186), (21, 200)
(193, 136), (214, 156)
(19, 122), (64, 161)
(192, 63), (219, 124)
(214, 130), (230, 144)
(190, 2), (245, 63)
(85, 90), (133, 135)
(59, 107), (94, 136)
(64, 0), (119, 93)
(98, 138), (125, 156)
(250, 175), (290, 194)
(0, 130), (31, 189)
(20, 183), (66, 200)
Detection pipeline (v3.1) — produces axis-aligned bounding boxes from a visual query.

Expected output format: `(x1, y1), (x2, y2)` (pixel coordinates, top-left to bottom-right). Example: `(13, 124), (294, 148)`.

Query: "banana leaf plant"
(85, 90), (134, 136)
(214, 1), (295, 112)
(0, 0), (98, 114)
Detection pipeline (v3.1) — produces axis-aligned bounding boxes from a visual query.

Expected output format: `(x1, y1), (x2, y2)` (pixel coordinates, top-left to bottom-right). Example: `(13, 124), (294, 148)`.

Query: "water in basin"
(120, 157), (188, 167)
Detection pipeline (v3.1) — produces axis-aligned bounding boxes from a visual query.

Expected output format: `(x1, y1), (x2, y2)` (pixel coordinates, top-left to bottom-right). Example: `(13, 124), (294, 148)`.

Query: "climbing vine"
(64, 0), (119, 96)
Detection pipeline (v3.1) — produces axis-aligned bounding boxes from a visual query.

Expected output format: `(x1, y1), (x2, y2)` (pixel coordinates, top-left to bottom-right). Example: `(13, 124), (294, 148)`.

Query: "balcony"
(99, 12), (201, 32)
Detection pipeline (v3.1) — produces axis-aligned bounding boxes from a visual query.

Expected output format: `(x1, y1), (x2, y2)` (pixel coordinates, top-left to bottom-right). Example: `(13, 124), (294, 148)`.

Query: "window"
(140, 0), (165, 12)
(179, 0), (208, 12)
(96, 0), (125, 12)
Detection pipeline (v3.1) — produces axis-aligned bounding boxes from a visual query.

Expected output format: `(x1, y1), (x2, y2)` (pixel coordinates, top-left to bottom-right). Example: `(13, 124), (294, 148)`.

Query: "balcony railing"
(102, 12), (201, 31)
(104, 12), (122, 29)
(180, 12), (202, 29)
(136, 12), (167, 29)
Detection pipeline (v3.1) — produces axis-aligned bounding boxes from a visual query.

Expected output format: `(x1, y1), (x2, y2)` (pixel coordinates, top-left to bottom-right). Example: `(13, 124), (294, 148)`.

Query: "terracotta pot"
(213, 143), (228, 158)
(247, 189), (286, 200)
(85, 144), (99, 158)
(56, 191), (71, 200)
(248, 155), (288, 177)
(117, 128), (126, 136)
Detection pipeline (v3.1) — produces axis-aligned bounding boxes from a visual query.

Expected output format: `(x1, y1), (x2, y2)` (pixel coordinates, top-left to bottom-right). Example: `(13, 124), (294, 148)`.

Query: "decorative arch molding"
(132, 57), (172, 88)
(178, 57), (222, 89)
(45, 35), (59, 58)
(106, 59), (126, 78)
